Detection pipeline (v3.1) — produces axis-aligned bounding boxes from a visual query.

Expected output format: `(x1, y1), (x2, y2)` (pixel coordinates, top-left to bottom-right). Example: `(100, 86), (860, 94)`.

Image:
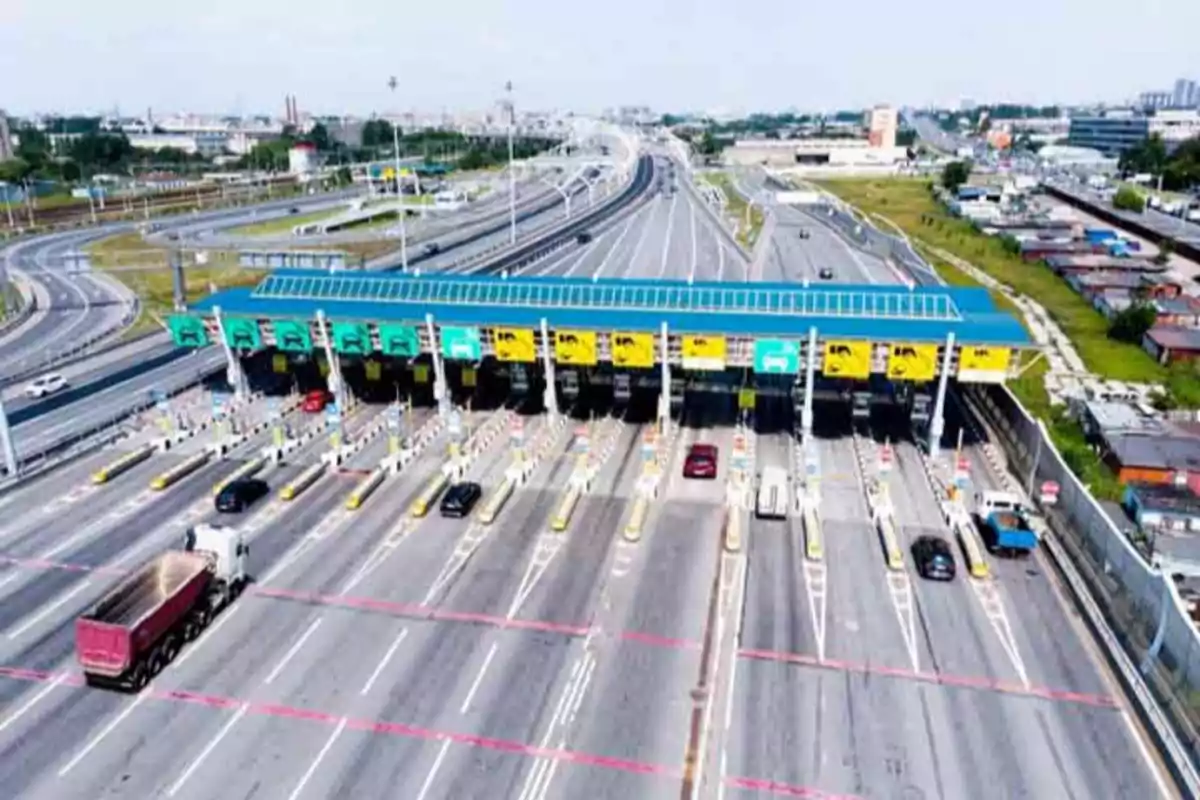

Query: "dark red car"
(301, 389), (331, 413)
(683, 444), (718, 479)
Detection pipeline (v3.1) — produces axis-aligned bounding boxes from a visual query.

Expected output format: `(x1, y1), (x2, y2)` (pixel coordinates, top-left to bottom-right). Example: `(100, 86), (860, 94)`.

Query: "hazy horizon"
(3, 0), (1198, 117)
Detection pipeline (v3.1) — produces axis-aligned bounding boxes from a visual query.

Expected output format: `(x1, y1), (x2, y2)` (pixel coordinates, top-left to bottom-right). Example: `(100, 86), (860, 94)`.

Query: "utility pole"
(389, 75), (408, 271)
(505, 80), (517, 245)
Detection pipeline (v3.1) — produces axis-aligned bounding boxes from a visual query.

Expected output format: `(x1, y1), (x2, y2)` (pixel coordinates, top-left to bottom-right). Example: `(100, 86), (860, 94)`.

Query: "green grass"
(226, 208), (339, 236)
(696, 172), (764, 248)
(87, 232), (259, 338)
(815, 177), (1168, 384)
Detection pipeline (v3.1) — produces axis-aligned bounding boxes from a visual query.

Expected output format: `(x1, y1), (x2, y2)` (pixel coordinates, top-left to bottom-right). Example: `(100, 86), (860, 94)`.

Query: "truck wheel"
(147, 649), (165, 677)
(129, 664), (149, 692)
(162, 635), (180, 663)
(182, 619), (200, 641)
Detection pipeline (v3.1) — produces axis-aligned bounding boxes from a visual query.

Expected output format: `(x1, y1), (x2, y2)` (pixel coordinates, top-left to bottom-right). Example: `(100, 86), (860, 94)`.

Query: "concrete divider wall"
(410, 472), (450, 518)
(802, 505), (822, 561)
(212, 456), (266, 495)
(624, 497), (649, 542)
(150, 451), (210, 490)
(280, 462), (325, 500)
(550, 486), (582, 532)
(92, 444), (154, 484)
(346, 467), (387, 510)
(973, 383), (1200, 792)
(477, 479), (514, 525)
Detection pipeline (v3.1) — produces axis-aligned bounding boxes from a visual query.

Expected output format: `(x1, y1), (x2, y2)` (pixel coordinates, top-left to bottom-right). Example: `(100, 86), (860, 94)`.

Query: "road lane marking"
(7, 580), (93, 640)
(460, 641), (499, 714)
(286, 716), (348, 800)
(58, 694), (149, 776)
(886, 572), (920, 673)
(803, 561), (827, 664)
(264, 618), (323, 684)
(167, 703), (249, 796)
(592, 203), (650, 279)
(414, 738), (453, 800)
(361, 628), (409, 696)
(658, 192), (679, 278)
(0, 673), (66, 735)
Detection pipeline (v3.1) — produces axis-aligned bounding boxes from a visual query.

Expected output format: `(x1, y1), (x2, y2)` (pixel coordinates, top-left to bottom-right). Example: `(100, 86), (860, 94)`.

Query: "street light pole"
(389, 76), (408, 272)
(506, 80), (517, 245)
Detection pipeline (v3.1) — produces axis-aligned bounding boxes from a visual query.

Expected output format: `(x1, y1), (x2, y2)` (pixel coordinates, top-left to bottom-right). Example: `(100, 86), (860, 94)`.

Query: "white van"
(755, 466), (789, 520)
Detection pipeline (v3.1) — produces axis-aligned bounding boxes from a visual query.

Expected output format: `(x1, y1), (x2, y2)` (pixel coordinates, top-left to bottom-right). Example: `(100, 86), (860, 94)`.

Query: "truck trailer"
(974, 491), (1039, 555)
(75, 524), (247, 691)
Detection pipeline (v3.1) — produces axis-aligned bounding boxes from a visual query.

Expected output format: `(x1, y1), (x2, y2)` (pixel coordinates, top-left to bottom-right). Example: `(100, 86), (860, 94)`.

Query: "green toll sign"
(273, 320), (312, 352)
(753, 339), (800, 374)
(440, 326), (482, 361)
(222, 318), (261, 350)
(331, 322), (373, 355)
(167, 314), (209, 348)
(378, 324), (421, 357)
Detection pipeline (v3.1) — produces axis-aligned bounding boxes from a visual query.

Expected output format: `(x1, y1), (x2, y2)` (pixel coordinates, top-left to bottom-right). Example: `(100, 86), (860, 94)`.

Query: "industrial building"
(722, 106), (907, 170)
(1067, 108), (1200, 156)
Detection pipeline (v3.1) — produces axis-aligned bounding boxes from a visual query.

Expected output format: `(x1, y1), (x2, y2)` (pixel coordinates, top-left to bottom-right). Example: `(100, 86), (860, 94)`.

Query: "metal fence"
(967, 382), (1200, 768)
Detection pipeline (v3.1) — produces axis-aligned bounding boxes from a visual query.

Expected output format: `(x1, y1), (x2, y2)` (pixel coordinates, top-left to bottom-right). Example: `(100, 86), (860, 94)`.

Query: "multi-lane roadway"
(0, 150), (1178, 799)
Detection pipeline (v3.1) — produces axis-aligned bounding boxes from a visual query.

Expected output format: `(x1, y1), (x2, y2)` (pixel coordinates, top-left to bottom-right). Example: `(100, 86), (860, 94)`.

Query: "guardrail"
(477, 478), (514, 525)
(550, 485), (582, 532)
(150, 451), (210, 490)
(212, 455), (267, 496)
(280, 462), (325, 500)
(409, 471), (450, 518)
(91, 444), (154, 484)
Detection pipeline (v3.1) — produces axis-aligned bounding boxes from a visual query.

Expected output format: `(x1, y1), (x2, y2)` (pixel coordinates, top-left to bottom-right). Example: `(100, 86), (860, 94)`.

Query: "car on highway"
(302, 389), (332, 413)
(288, 206), (300, 214)
(440, 482), (482, 518)
(215, 478), (270, 514)
(798, 229), (811, 239)
(423, 242), (441, 256)
(683, 443), (719, 480)
(24, 373), (68, 399)
(575, 231), (593, 245)
(818, 267), (834, 280)
(912, 535), (956, 581)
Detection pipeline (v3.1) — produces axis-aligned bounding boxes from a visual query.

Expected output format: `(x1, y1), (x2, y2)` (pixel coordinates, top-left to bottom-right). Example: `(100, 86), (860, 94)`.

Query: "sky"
(2, 0), (1199, 117)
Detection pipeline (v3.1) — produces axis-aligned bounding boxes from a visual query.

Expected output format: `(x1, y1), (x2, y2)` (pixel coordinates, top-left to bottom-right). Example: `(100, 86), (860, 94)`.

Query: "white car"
(24, 374), (67, 399)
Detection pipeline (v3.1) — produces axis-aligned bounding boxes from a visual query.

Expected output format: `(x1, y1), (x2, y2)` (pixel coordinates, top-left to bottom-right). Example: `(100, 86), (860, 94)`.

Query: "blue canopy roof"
(191, 269), (1030, 346)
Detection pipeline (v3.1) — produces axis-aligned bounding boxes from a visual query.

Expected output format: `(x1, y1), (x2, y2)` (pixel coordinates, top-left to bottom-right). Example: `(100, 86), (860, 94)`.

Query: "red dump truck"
(75, 524), (248, 691)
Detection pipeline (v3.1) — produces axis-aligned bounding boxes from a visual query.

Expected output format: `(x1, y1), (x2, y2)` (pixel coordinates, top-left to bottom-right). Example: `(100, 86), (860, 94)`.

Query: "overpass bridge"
(167, 269), (1030, 456)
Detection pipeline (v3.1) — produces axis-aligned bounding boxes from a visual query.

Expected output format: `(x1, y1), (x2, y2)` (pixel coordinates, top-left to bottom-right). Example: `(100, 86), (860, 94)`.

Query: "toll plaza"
(168, 269), (1030, 459)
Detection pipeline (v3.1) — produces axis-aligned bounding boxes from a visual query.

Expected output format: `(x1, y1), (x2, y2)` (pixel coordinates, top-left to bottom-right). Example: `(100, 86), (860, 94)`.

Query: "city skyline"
(3, 0), (1198, 117)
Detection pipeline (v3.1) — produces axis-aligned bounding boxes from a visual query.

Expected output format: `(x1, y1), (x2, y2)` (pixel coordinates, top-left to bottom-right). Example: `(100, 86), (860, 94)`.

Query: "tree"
(0, 157), (32, 184)
(1119, 133), (1169, 177)
(1112, 186), (1145, 213)
(1108, 303), (1158, 344)
(304, 122), (332, 152)
(1154, 238), (1175, 265)
(941, 161), (971, 192)
(361, 120), (397, 149)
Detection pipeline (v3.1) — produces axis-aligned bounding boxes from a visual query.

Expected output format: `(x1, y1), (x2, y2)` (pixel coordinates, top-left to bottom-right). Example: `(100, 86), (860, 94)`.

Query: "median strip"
(212, 456), (267, 496)
(409, 472), (450, 518)
(477, 479), (514, 525)
(92, 445), (154, 484)
(549, 486), (582, 532)
(802, 505), (822, 562)
(724, 511), (743, 553)
(280, 462), (325, 501)
(149, 452), (211, 490)
(623, 497), (649, 542)
(876, 514), (904, 571)
(345, 467), (387, 510)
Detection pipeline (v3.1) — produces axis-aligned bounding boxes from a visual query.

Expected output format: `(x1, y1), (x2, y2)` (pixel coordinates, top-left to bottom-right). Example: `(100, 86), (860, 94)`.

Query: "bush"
(1112, 186), (1145, 213)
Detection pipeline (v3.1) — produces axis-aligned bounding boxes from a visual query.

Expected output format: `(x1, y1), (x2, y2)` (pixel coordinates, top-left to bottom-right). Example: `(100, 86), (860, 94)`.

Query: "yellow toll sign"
(738, 388), (756, 410)
(681, 335), (727, 371)
(886, 343), (938, 382)
(555, 330), (598, 366)
(822, 340), (872, 379)
(413, 363), (430, 384)
(493, 327), (537, 362)
(957, 346), (1012, 383)
(462, 366), (477, 388)
(611, 332), (655, 369)
(364, 360), (382, 382)
(272, 353), (288, 374)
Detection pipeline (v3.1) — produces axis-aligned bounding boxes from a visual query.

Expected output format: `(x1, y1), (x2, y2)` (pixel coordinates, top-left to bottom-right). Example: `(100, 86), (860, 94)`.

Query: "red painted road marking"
(0, 665), (681, 783)
(738, 648), (1121, 710)
(724, 775), (864, 799)
(0, 552), (1124, 710)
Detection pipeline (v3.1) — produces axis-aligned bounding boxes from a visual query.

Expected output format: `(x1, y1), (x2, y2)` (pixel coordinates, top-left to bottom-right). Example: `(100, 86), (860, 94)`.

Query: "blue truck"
(975, 491), (1039, 555)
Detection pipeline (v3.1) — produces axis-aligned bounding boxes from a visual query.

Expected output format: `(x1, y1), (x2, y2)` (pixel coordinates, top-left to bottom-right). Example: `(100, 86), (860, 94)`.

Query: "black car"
(575, 231), (593, 245)
(440, 482), (482, 518)
(798, 229), (811, 239)
(912, 535), (956, 581)
(215, 478), (270, 514)
(818, 267), (834, 280)
(423, 242), (441, 256)
(288, 206), (300, 214)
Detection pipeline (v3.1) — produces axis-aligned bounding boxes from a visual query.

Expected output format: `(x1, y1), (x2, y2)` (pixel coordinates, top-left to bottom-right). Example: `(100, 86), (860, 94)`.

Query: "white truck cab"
(756, 466), (789, 520)
(976, 490), (1022, 517)
(183, 523), (249, 598)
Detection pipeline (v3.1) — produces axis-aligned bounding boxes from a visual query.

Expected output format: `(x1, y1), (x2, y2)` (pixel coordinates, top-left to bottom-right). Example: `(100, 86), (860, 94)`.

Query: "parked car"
(682, 444), (719, 480)
(440, 482), (482, 518)
(24, 373), (67, 399)
(215, 478), (270, 514)
(302, 389), (331, 413)
(912, 535), (956, 581)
